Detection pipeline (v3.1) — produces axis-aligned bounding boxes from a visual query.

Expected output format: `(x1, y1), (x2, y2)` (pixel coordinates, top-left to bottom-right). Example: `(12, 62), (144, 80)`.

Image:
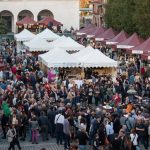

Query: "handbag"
(131, 135), (136, 149)
(105, 137), (109, 145)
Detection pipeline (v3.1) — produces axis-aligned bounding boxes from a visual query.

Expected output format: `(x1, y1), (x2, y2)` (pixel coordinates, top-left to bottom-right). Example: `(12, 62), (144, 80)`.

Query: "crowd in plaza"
(0, 38), (149, 150)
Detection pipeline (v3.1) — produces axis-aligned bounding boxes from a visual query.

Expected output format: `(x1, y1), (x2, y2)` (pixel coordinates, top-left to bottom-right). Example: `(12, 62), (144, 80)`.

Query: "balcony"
(90, 0), (107, 6)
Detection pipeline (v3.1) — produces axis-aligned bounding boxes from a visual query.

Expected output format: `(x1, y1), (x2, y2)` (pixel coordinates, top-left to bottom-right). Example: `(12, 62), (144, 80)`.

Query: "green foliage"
(104, 0), (150, 38)
(0, 17), (7, 34)
(133, 0), (150, 38)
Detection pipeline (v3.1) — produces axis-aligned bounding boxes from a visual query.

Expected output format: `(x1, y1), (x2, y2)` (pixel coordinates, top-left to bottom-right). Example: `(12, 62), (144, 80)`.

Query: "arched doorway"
(18, 10), (34, 21)
(38, 9), (54, 21)
(0, 10), (14, 32)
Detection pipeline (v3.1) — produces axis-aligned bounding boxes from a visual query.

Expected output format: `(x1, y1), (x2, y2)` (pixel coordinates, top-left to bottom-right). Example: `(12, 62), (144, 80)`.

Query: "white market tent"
(51, 36), (84, 51)
(14, 29), (36, 52)
(36, 28), (59, 41)
(24, 36), (52, 52)
(39, 47), (79, 68)
(39, 46), (117, 68)
(14, 29), (35, 42)
(51, 35), (67, 46)
(79, 49), (118, 68)
(73, 46), (95, 58)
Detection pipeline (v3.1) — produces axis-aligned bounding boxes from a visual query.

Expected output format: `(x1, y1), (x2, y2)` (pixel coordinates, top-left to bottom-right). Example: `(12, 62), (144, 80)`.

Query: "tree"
(104, 0), (115, 28)
(121, 0), (137, 34)
(111, 0), (124, 31)
(0, 17), (7, 34)
(105, 0), (137, 33)
(104, 0), (150, 38)
(104, 0), (126, 31)
(134, 0), (150, 38)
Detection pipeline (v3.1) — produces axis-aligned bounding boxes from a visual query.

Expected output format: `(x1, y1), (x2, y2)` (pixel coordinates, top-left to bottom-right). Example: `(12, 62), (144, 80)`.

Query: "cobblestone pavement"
(0, 129), (64, 150)
(0, 140), (64, 150)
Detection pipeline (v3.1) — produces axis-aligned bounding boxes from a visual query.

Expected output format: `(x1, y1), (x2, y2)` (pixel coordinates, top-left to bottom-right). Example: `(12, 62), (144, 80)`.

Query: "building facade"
(91, 0), (107, 27)
(0, 0), (79, 33)
(80, 0), (90, 8)
(79, 0), (92, 27)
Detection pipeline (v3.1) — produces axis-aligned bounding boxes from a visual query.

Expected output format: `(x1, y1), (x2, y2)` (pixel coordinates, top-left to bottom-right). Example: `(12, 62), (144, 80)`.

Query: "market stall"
(82, 26), (99, 37)
(87, 26), (106, 38)
(37, 16), (63, 32)
(131, 37), (150, 54)
(116, 33), (143, 49)
(16, 16), (37, 32)
(73, 46), (95, 58)
(14, 29), (36, 53)
(24, 36), (52, 53)
(95, 27), (118, 42)
(36, 28), (59, 41)
(78, 49), (118, 68)
(76, 24), (95, 36)
(141, 53), (150, 61)
(51, 36), (85, 52)
(38, 47), (79, 68)
(38, 45), (118, 78)
(116, 33), (144, 62)
(106, 30), (129, 46)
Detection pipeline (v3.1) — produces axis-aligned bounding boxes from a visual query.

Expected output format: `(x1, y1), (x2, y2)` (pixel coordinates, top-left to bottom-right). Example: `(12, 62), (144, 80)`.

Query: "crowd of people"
(0, 39), (149, 150)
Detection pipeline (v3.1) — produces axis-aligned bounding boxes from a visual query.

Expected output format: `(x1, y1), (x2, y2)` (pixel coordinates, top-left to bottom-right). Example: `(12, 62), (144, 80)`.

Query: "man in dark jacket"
(20, 111), (28, 141)
(1, 113), (9, 139)
(77, 124), (89, 150)
(89, 116), (101, 145)
(47, 107), (56, 137)
(38, 111), (49, 141)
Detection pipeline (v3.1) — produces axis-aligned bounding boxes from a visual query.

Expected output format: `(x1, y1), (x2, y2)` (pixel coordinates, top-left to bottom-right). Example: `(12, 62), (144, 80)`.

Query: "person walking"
(136, 119), (145, 148)
(88, 85), (93, 105)
(38, 111), (49, 141)
(130, 129), (139, 150)
(7, 124), (21, 150)
(29, 116), (40, 144)
(105, 120), (114, 143)
(76, 124), (89, 150)
(63, 115), (71, 150)
(94, 85), (100, 106)
(7, 125), (16, 150)
(55, 110), (64, 145)
(47, 106), (57, 138)
(89, 116), (100, 146)
(1, 113), (9, 139)
(19, 111), (28, 141)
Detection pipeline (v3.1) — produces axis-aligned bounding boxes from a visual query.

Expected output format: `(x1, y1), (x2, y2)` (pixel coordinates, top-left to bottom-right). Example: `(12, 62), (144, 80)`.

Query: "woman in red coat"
(113, 93), (121, 106)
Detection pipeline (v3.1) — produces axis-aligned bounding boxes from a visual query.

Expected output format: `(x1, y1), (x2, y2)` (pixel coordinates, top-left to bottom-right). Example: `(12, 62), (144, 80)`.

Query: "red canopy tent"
(106, 30), (129, 45)
(38, 17), (63, 26)
(76, 24), (96, 35)
(16, 16), (36, 26)
(86, 26), (106, 38)
(131, 37), (150, 54)
(116, 33), (143, 49)
(95, 27), (118, 41)
(84, 26), (99, 35)
(141, 52), (150, 61)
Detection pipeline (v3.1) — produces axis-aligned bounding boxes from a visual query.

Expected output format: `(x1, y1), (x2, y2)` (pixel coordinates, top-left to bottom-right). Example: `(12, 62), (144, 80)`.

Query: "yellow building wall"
(80, 0), (90, 8)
